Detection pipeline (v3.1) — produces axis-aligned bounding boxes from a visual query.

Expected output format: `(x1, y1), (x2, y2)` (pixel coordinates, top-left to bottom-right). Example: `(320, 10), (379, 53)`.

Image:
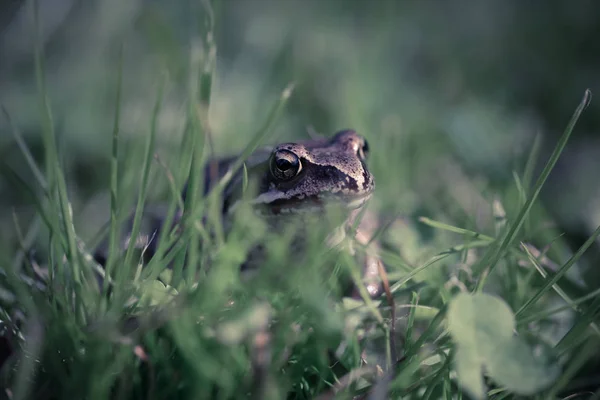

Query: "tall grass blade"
(104, 43), (124, 292)
(516, 223), (600, 317)
(475, 89), (592, 291)
(32, 0), (57, 190)
(120, 75), (167, 291)
(2, 107), (47, 191)
(419, 217), (494, 241)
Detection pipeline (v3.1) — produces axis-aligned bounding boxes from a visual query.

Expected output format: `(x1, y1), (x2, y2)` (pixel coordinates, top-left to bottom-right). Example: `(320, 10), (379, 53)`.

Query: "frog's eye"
(270, 150), (302, 181)
(358, 139), (369, 160)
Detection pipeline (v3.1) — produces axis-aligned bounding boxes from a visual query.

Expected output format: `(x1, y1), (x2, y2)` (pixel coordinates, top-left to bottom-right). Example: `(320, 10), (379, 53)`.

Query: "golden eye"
(269, 150), (302, 181)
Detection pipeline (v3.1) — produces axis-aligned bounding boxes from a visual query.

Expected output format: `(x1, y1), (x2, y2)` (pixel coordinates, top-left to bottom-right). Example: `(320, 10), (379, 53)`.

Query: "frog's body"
(94, 130), (382, 296)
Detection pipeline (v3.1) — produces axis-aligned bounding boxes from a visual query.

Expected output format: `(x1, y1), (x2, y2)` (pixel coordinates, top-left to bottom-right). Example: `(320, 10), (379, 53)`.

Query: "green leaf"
(487, 339), (557, 394)
(448, 293), (559, 399)
(139, 279), (178, 307)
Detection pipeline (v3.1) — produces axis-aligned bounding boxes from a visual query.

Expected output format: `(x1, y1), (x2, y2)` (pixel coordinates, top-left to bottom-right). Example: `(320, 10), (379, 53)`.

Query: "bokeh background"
(0, 0), (599, 280)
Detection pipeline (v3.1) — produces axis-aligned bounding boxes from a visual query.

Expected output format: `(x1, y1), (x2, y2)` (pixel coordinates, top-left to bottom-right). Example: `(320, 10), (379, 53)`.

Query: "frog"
(93, 129), (382, 297)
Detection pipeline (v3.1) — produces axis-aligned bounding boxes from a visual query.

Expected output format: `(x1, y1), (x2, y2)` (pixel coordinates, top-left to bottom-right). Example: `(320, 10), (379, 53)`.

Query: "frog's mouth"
(252, 192), (373, 215)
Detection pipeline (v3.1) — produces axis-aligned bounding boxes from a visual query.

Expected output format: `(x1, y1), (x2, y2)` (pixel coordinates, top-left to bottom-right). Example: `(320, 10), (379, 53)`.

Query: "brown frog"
(94, 129), (382, 296)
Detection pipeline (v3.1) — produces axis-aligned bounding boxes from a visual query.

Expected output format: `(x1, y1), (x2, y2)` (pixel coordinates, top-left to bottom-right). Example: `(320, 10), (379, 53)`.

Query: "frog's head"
(236, 130), (375, 216)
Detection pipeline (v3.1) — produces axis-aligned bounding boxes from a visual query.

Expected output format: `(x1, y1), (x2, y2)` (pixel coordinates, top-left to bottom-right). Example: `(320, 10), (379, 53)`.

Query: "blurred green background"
(0, 0), (599, 279)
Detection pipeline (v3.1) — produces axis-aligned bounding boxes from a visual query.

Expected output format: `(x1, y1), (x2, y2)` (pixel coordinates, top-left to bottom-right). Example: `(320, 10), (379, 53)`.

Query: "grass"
(1, 2), (600, 399)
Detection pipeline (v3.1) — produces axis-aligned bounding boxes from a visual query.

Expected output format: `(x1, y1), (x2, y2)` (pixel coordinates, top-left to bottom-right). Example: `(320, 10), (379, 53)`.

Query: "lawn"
(0, 1), (599, 399)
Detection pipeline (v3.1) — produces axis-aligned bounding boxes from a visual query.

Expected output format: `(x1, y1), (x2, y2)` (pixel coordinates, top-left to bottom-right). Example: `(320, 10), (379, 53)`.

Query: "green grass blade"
(512, 171), (527, 210)
(180, 0), (218, 283)
(1, 106), (47, 191)
(120, 75), (167, 287)
(545, 337), (597, 397)
(419, 217), (494, 241)
(182, 101), (208, 282)
(517, 286), (600, 326)
(31, 0), (83, 291)
(519, 243), (579, 310)
(555, 293), (600, 354)
(401, 304), (447, 361)
(104, 43), (124, 292)
(342, 253), (384, 325)
(0, 165), (65, 250)
(515, 223), (600, 318)
(475, 89), (592, 291)
(387, 251), (450, 294)
(140, 158), (185, 283)
(54, 160), (83, 284)
(32, 0), (57, 190)
(404, 291), (419, 353)
(522, 132), (543, 235)
(522, 131), (543, 194)
(517, 242), (600, 338)
(204, 83), (295, 203)
(12, 317), (44, 400)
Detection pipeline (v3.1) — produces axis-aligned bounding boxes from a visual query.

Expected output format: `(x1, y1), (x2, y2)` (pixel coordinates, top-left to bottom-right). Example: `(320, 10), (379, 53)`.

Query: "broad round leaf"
(448, 293), (559, 398)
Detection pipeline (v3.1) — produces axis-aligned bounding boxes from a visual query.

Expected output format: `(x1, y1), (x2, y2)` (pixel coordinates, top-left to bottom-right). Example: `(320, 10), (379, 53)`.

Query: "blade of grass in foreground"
(32, 0), (63, 281)
(139, 155), (186, 283)
(182, 41), (213, 283)
(32, 0), (84, 289)
(555, 287), (600, 355)
(12, 316), (44, 400)
(53, 160), (83, 284)
(2, 107), (48, 273)
(475, 89), (592, 291)
(202, 82), (296, 208)
(2, 106), (47, 191)
(403, 292), (419, 354)
(103, 43), (124, 296)
(12, 5), (50, 397)
(0, 165), (65, 251)
(517, 286), (600, 326)
(176, 82), (295, 288)
(399, 304), (447, 361)
(515, 223), (600, 318)
(342, 253), (384, 326)
(32, 0), (57, 190)
(116, 75), (167, 303)
(521, 132), (543, 235)
(142, 117), (198, 288)
(179, 0), (222, 285)
(518, 242), (600, 340)
(545, 337), (597, 397)
(419, 217), (495, 241)
(384, 234), (494, 296)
